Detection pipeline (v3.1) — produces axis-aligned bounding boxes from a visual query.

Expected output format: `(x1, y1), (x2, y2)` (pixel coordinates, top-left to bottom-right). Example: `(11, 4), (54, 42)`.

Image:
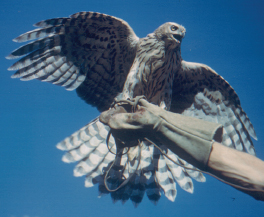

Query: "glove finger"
(99, 106), (127, 125)
(108, 112), (145, 130)
(138, 99), (164, 116)
(109, 108), (160, 130)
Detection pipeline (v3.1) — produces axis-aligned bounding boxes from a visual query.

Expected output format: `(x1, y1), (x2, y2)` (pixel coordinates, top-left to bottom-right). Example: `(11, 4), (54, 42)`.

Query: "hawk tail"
(56, 118), (205, 206)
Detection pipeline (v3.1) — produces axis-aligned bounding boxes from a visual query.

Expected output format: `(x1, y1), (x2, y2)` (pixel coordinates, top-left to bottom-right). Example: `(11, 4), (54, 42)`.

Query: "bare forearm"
(208, 142), (264, 199)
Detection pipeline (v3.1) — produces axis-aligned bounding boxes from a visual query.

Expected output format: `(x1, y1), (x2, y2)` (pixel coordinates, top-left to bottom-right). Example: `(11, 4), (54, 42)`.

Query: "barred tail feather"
(13, 26), (67, 43)
(155, 154), (177, 202)
(57, 118), (208, 206)
(34, 18), (70, 28)
(166, 149), (205, 183)
(129, 172), (146, 207)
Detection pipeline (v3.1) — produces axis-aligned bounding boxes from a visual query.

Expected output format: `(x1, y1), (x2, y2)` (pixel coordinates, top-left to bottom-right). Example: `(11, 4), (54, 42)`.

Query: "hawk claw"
(112, 95), (147, 112)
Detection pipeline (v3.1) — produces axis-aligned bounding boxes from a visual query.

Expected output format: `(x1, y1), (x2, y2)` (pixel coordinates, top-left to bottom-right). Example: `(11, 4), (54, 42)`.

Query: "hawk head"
(154, 22), (186, 48)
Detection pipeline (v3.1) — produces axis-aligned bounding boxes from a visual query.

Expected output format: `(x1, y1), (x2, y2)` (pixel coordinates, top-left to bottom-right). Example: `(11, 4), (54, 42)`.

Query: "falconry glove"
(100, 99), (223, 170)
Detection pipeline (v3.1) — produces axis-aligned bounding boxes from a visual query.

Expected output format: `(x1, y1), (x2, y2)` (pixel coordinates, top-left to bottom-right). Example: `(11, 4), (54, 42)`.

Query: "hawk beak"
(173, 34), (183, 43)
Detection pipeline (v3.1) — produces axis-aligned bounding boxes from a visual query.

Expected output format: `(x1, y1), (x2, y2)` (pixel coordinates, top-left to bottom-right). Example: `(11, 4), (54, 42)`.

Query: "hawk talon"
(112, 95), (147, 112)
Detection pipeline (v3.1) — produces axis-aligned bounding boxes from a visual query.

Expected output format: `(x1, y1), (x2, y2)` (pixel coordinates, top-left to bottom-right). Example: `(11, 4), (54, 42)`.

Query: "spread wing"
(7, 12), (139, 111)
(171, 60), (257, 155)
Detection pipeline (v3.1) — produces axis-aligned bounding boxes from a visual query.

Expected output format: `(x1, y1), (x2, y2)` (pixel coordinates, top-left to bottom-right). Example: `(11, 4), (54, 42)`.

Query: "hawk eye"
(171, 25), (178, 31)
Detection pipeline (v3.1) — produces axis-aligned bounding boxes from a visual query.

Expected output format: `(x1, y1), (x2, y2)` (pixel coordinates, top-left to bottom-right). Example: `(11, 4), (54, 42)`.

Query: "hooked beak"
(173, 34), (184, 43)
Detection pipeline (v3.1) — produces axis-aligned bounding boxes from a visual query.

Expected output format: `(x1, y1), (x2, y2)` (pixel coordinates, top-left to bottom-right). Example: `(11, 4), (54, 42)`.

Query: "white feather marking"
(62, 70), (78, 87)
(87, 124), (99, 137)
(66, 74), (86, 90)
(52, 65), (76, 85)
(89, 136), (103, 147)
(96, 121), (109, 138)
(74, 144), (106, 176)
(79, 129), (91, 141)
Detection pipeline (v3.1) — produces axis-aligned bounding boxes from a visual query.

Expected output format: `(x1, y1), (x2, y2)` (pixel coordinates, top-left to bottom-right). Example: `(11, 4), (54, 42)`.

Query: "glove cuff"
(153, 115), (223, 170)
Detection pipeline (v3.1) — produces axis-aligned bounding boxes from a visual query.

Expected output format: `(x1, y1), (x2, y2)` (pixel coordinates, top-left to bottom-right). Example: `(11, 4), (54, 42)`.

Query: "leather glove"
(100, 99), (223, 170)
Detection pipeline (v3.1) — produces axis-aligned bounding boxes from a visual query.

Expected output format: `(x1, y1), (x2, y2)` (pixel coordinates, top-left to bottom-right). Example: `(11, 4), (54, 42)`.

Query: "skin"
(100, 102), (264, 201)
(208, 142), (264, 200)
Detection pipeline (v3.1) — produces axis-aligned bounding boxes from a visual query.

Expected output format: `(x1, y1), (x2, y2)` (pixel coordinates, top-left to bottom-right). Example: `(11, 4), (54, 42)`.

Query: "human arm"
(208, 142), (264, 200)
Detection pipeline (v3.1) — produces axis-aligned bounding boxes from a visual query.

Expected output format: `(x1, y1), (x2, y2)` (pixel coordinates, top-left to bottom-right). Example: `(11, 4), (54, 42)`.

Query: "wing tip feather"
(62, 154), (73, 163)
(56, 142), (66, 150)
(6, 54), (18, 60)
(13, 36), (27, 43)
(251, 130), (258, 141)
(34, 21), (44, 27)
(11, 74), (20, 78)
(12, 37), (19, 43)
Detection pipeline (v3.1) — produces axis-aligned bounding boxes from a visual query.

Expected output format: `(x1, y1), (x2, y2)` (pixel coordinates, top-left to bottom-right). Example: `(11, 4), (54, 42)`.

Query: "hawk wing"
(7, 12), (139, 111)
(171, 60), (257, 155)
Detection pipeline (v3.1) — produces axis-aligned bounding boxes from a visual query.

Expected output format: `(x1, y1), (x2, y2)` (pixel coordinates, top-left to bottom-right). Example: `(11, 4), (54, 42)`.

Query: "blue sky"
(1, 0), (264, 216)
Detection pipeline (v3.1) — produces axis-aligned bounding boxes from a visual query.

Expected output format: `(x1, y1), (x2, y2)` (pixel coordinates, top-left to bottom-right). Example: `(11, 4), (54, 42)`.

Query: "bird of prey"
(7, 11), (257, 206)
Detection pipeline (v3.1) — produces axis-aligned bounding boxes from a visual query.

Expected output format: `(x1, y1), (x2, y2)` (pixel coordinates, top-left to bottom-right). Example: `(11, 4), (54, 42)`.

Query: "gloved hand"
(100, 102), (160, 146)
(100, 99), (223, 170)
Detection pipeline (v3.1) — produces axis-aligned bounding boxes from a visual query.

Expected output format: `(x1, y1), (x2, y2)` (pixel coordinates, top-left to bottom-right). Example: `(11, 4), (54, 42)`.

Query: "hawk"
(7, 12), (257, 206)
